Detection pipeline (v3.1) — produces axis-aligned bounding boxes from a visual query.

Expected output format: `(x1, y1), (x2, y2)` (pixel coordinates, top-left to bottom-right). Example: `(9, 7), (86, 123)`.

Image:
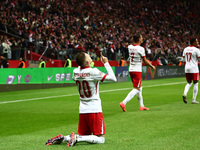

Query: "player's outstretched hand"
(100, 52), (108, 64)
(152, 65), (156, 71)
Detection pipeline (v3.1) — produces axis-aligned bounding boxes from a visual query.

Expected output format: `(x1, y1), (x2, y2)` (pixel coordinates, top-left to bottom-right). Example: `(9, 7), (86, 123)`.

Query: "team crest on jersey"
(99, 72), (104, 77)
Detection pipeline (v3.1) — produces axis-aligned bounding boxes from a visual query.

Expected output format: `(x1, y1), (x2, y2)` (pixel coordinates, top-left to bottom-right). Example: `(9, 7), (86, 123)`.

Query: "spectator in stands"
(2, 39), (10, 59)
(90, 49), (97, 60)
(155, 57), (163, 66)
(14, 39), (22, 60)
(67, 39), (74, 60)
(19, 38), (26, 58)
(0, 0), (199, 64)
(160, 55), (168, 66)
(35, 35), (40, 54)
(0, 40), (3, 54)
(0, 54), (9, 68)
(116, 44), (122, 62)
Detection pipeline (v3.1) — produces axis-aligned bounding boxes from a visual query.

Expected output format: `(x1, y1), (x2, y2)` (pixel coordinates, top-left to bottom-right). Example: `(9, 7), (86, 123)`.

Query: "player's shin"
(63, 135), (70, 142)
(183, 83), (192, 96)
(137, 87), (144, 107)
(77, 135), (105, 144)
(123, 89), (139, 105)
(193, 83), (198, 100)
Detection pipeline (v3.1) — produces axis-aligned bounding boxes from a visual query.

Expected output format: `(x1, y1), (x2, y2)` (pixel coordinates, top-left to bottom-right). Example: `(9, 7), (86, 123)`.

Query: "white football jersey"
(183, 46), (200, 73)
(73, 63), (116, 114)
(128, 44), (146, 72)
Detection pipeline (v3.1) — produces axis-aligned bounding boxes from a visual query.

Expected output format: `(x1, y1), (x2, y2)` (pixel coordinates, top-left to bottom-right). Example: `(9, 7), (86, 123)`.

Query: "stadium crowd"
(0, 0), (200, 65)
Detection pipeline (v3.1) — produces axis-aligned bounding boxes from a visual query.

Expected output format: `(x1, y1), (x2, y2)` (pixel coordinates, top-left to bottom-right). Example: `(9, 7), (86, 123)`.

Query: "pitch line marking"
(0, 81), (185, 104)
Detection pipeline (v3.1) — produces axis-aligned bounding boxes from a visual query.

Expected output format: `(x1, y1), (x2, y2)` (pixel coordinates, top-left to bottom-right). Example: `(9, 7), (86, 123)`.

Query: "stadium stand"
(0, 0), (200, 67)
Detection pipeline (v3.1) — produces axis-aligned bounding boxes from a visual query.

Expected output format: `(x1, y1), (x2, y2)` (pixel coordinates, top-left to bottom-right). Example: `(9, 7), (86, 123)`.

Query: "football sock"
(123, 88), (139, 105)
(137, 87), (144, 107)
(63, 135), (70, 142)
(193, 83), (198, 101)
(77, 135), (105, 144)
(183, 83), (192, 96)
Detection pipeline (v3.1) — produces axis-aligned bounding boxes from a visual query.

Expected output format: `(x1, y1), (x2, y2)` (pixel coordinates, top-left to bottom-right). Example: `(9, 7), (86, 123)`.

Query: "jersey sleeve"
(72, 70), (75, 81)
(91, 64), (117, 82)
(103, 62), (117, 82)
(72, 68), (77, 81)
(182, 49), (185, 57)
(91, 68), (107, 82)
(140, 47), (146, 58)
(196, 48), (200, 58)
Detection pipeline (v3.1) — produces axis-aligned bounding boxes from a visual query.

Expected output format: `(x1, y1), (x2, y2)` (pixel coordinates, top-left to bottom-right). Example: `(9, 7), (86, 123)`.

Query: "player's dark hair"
(190, 38), (196, 45)
(76, 52), (86, 67)
(133, 33), (141, 43)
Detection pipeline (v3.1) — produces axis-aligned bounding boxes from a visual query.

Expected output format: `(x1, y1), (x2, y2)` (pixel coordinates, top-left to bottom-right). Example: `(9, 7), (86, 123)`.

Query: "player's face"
(195, 39), (199, 47)
(85, 53), (92, 67)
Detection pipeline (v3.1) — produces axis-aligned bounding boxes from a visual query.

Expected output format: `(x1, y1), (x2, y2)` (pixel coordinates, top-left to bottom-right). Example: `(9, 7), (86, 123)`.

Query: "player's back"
(73, 67), (100, 100)
(183, 46), (200, 73)
(128, 44), (145, 72)
(73, 67), (104, 113)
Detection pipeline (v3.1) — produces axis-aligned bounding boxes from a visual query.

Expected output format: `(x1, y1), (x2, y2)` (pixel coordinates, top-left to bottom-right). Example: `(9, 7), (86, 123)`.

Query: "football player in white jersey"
(119, 33), (155, 112)
(46, 52), (117, 147)
(182, 38), (200, 104)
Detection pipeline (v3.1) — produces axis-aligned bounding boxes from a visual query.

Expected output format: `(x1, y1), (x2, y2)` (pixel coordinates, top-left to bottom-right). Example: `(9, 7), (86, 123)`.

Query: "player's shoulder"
(185, 46), (199, 54)
(193, 47), (200, 51)
(74, 66), (83, 71)
(183, 46), (190, 52)
(137, 45), (145, 52)
(73, 67), (79, 73)
(90, 67), (100, 74)
(128, 44), (134, 49)
(139, 45), (145, 50)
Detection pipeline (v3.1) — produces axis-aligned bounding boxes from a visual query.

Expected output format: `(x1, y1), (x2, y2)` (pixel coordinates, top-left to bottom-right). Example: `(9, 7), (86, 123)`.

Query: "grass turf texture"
(0, 77), (200, 150)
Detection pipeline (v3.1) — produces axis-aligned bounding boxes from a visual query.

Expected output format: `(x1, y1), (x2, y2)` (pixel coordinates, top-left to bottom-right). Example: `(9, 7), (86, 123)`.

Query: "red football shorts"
(129, 72), (142, 88)
(78, 113), (105, 135)
(185, 73), (199, 82)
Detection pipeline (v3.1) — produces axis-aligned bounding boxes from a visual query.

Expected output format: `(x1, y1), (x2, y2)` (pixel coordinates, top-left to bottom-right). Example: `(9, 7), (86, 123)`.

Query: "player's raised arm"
(100, 52), (117, 82)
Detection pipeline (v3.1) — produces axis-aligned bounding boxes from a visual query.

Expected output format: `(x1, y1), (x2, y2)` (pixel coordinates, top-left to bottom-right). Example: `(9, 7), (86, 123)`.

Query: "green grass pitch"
(0, 77), (200, 150)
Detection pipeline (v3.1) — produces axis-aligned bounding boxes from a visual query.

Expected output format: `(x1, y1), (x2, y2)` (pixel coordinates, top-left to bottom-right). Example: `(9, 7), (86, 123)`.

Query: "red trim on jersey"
(189, 45), (194, 47)
(142, 56), (146, 58)
(81, 66), (90, 69)
(101, 74), (107, 82)
(133, 44), (139, 46)
(96, 81), (99, 94)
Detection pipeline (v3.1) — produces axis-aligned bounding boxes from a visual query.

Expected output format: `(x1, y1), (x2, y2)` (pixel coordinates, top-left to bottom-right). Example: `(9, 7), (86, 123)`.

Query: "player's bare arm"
(143, 57), (156, 71)
(99, 52), (117, 82)
(100, 52), (108, 64)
